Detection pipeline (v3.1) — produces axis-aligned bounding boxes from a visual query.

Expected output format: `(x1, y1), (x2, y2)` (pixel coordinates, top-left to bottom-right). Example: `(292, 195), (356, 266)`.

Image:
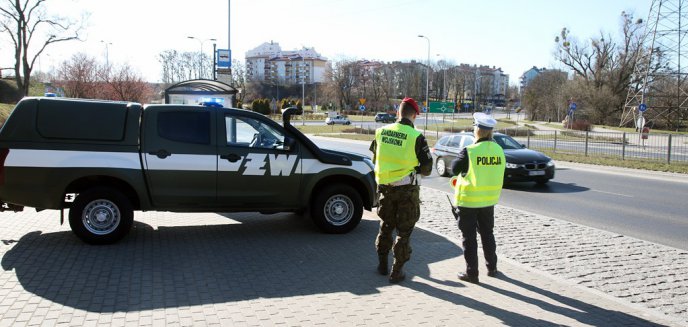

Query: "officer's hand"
(452, 207), (459, 220)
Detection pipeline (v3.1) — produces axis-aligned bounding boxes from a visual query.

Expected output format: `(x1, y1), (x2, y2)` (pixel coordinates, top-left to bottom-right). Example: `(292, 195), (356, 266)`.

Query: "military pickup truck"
(0, 97), (377, 244)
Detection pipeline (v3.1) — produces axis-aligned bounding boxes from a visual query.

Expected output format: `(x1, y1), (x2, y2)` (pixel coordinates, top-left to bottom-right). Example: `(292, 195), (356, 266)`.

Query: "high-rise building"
(245, 41), (328, 85)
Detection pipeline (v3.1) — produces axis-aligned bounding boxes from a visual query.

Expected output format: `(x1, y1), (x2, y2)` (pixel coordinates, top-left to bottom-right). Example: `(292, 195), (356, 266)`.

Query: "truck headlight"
(505, 162), (519, 169)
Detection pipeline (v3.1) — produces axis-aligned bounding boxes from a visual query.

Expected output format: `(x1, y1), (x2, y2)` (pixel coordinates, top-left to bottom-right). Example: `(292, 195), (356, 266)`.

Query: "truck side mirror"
(283, 137), (296, 151)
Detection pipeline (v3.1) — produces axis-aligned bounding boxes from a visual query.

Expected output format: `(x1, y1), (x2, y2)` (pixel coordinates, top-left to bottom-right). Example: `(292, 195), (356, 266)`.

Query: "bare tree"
(230, 59), (246, 103)
(326, 60), (357, 110)
(55, 53), (101, 99)
(553, 11), (648, 124)
(0, 0), (85, 95)
(522, 70), (568, 121)
(157, 49), (213, 84)
(103, 63), (153, 103)
(55, 53), (153, 103)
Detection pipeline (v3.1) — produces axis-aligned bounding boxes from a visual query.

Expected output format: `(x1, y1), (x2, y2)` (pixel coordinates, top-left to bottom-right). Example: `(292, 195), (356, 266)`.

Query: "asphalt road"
(311, 136), (688, 251)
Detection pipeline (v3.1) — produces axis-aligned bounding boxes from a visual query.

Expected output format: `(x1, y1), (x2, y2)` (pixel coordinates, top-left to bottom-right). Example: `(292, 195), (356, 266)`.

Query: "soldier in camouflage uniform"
(370, 97), (433, 283)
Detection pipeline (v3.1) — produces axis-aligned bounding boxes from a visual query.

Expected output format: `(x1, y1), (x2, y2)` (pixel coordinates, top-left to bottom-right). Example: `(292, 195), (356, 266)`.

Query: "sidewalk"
(1, 203), (683, 326)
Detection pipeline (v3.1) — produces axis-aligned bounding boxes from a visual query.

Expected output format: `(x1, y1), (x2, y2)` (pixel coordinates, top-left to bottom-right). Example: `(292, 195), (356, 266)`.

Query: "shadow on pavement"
(0, 212), (664, 325)
(505, 181), (589, 193)
(1, 213), (457, 313)
(475, 273), (666, 326)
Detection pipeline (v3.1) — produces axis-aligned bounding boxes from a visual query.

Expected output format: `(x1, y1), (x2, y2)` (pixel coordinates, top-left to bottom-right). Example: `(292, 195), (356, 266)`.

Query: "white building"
(245, 42), (328, 85)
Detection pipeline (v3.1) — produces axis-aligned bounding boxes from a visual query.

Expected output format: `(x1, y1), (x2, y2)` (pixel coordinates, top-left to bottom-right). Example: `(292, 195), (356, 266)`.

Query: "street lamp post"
(187, 36), (217, 79)
(100, 40), (112, 67)
(418, 35), (430, 133)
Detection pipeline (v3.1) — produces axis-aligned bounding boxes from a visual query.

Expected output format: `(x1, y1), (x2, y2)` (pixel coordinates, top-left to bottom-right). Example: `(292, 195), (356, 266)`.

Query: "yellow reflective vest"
(453, 141), (506, 208)
(374, 123), (421, 185)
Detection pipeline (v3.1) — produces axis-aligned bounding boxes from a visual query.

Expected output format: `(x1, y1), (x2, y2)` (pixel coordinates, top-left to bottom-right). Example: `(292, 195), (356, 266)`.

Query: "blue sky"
(2, 0), (651, 84)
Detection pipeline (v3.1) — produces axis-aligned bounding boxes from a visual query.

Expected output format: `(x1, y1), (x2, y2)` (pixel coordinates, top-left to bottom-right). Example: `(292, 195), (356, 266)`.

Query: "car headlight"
(546, 160), (555, 167)
(363, 157), (375, 171)
(505, 162), (519, 169)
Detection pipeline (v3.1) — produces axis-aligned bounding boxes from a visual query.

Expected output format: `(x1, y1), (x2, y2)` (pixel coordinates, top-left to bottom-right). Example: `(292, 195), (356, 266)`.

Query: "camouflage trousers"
(375, 184), (421, 269)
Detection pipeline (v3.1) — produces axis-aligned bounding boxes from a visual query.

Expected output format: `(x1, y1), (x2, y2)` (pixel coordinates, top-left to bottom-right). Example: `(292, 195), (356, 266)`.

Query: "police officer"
(450, 112), (506, 284)
(370, 97), (433, 283)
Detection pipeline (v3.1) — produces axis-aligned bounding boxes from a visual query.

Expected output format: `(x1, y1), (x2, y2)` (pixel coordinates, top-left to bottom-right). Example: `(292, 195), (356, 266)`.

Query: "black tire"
(69, 187), (134, 245)
(310, 184), (363, 234)
(436, 157), (449, 177)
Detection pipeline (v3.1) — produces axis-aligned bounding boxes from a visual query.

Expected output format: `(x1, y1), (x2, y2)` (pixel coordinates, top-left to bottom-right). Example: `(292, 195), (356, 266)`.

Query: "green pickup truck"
(0, 97), (377, 244)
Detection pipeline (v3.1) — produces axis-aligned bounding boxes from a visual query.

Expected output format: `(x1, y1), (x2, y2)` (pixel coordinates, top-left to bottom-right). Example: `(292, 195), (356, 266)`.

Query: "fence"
(504, 129), (688, 164)
(332, 116), (688, 165)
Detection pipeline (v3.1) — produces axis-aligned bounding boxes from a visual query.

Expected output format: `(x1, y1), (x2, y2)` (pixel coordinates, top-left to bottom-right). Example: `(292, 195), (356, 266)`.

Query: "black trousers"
(457, 206), (497, 276)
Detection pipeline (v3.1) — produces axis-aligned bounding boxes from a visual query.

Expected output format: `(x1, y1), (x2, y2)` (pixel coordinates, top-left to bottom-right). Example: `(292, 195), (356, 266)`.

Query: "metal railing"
(506, 129), (688, 164)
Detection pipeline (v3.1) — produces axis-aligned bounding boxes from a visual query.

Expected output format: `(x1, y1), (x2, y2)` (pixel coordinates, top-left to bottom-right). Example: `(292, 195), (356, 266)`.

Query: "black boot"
(389, 268), (406, 283)
(389, 263), (405, 283)
(377, 254), (388, 275)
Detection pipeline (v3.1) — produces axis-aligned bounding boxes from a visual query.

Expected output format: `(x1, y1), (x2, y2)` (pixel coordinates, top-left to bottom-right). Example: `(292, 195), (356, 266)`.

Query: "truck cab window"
(158, 111), (210, 144)
(225, 115), (286, 150)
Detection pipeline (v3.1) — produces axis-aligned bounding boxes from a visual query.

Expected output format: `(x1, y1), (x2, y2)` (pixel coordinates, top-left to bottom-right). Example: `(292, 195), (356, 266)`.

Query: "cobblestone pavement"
(0, 203), (684, 326)
(419, 187), (688, 325)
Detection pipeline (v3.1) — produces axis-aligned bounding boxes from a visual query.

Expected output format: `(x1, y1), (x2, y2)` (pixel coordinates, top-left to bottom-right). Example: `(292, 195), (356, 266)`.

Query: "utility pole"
(418, 35), (430, 133)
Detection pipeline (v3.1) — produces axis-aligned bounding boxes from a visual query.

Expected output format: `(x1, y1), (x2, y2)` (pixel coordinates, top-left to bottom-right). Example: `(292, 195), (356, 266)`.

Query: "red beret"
(402, 97), (420, 114)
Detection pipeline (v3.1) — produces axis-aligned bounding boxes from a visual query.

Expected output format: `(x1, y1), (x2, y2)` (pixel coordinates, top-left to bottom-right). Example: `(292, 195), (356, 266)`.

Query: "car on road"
(431, 132), (555, 184)
(374, 112), (396, 123)
(325, 115), (351, 125)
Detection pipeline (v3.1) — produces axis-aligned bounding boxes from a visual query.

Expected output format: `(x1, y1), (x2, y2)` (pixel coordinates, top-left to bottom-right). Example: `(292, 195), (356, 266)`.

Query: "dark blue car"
(431, 132), (555, 184)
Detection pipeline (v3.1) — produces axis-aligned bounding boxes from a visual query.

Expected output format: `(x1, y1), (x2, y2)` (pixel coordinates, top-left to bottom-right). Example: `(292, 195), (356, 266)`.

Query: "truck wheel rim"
(82, 199), (121, 235)
(323, 195), (353, 226)
(437, 159), (446, 175)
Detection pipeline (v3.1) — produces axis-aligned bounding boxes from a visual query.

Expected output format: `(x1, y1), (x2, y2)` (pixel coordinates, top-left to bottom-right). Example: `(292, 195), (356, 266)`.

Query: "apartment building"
(453, 64), (509, 106)
(245, 41), (328, 85)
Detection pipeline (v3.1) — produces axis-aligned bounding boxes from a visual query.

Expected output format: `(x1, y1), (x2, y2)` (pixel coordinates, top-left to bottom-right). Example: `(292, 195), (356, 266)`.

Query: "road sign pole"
(638, 113), (644, 148)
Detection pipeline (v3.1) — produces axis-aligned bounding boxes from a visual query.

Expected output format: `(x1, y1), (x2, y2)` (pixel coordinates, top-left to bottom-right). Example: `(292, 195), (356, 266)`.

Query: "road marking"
(590, 189), (634, 198)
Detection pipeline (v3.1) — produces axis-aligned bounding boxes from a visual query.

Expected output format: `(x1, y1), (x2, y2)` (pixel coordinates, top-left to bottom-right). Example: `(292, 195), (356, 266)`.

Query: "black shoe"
(377, 255), (388, 275)
(487, 269), (499, 277)
(458, 272), (479, 284)
(389, 269), (406, 283)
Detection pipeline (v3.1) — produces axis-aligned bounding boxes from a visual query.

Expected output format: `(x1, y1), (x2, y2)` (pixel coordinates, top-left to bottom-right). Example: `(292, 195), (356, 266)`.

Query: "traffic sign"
(359, 98), (366, 105)
(359, 105), (366, 111)
(639, 103), (648, 112)
(428, 101), (455, 113)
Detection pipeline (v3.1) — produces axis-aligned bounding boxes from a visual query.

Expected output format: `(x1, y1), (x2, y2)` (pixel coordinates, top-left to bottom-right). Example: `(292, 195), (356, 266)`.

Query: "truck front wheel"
(311, 184), (363, 234)
(69, 187), (134, 245)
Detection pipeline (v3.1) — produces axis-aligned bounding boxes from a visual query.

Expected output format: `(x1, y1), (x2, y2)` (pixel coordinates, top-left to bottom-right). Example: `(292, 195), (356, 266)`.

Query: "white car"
(325, 115), (351, 125)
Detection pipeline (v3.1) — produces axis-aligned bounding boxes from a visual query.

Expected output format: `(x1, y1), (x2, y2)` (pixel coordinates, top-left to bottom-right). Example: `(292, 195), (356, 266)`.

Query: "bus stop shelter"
(164, 79), (238, 107)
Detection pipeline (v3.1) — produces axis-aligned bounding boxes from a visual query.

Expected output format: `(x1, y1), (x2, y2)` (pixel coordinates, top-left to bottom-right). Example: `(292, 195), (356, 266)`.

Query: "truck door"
(141, 107), (217, 208)
(216, 112), (301, 209)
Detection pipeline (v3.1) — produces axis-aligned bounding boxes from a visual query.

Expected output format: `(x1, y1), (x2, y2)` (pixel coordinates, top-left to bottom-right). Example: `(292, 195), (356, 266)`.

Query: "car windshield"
(493, 134), (523, 150)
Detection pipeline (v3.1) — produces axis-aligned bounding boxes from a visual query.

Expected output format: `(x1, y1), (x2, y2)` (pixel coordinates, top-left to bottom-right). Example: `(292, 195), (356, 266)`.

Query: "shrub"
(570, 119), (593, 131)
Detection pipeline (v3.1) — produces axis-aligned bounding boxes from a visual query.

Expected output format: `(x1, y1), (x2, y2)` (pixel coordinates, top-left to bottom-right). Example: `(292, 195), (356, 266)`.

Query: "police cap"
(473, 112), (497, 130)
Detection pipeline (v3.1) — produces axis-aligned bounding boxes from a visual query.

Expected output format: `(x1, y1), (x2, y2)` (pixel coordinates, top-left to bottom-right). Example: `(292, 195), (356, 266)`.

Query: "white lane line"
(590, 189), (634, 198)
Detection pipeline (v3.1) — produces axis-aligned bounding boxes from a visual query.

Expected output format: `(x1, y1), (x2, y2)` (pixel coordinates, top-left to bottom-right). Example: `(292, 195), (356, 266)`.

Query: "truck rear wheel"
(311, 184), (363, 234)
(69, 187), (134, 245)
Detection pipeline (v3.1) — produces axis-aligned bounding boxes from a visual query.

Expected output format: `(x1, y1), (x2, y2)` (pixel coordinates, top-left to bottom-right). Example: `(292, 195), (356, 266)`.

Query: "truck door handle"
(149, 149), (171, 159)
(220, 153), (242, 162)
